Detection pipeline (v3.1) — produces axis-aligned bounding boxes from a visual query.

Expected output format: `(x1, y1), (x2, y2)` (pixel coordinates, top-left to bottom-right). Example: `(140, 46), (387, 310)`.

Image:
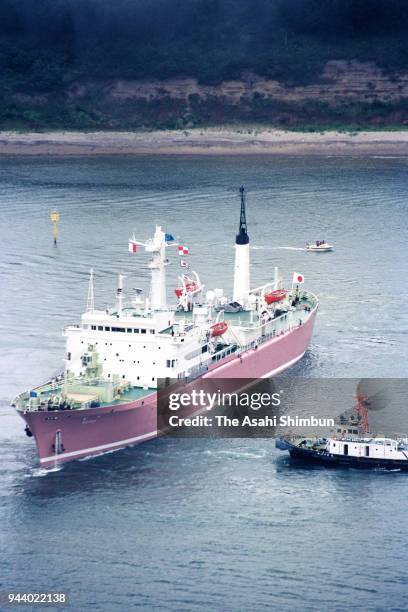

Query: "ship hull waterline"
(20, 308), (317, 468)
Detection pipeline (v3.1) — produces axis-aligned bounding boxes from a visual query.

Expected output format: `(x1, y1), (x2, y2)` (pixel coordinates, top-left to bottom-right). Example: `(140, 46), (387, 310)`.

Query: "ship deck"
(13, 380), (153, 414)
(14, 290), (317, 415)
(174, 290), (317, 328)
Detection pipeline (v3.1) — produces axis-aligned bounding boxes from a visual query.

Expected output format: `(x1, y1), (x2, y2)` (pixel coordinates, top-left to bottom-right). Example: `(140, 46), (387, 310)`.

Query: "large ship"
(13, 187), (318, 468)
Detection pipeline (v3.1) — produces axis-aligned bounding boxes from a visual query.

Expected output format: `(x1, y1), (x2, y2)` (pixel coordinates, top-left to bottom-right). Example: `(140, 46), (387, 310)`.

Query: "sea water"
(0, 155), (407, 610)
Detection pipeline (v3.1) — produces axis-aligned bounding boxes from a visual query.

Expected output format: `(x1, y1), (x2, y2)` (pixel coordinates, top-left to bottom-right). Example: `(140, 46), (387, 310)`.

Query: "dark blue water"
(1, 155), (407, 611)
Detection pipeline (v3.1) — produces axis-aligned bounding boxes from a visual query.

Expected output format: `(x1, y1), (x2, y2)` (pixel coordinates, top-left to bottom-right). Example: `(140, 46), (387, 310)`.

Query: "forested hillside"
(2, 0), (408, 129)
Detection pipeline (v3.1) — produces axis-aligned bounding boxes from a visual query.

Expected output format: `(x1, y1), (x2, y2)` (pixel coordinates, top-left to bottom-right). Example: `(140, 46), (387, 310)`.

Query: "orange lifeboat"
(210, 321), (228, 337)
(264, 289), (287, 304)
(175, 281), (199, 299)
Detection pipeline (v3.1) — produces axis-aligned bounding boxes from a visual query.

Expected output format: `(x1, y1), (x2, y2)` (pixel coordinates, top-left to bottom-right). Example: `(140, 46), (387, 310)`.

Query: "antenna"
(236, 186), (249, 245)
(117, 273), (125, 316)
(86, 268), (95, 312)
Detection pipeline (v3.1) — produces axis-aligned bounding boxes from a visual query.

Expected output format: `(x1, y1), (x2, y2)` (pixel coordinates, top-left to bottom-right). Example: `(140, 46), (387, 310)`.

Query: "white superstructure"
(64, 225), (214, 388)
(326, 436), (408, 461)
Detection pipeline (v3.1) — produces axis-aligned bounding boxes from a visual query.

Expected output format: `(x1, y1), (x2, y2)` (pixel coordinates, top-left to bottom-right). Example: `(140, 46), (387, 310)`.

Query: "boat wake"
(205, 449), (267, 460)
(32, 465), (63, 477)
(251, 246), (305, 251)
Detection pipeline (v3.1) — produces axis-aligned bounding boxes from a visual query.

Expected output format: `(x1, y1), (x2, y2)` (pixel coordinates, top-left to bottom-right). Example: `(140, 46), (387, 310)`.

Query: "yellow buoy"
(50, 210), (60, 244)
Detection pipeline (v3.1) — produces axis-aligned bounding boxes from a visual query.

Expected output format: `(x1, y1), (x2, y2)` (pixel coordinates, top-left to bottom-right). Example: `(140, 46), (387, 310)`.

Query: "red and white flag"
(180, 259), (189, 268)
(128, 241), (137, 253)
(178, 245), (189, 255)
(292, 272), (304, 285)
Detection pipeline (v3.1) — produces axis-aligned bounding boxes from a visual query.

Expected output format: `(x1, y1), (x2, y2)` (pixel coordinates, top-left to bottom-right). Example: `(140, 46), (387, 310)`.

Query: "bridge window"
(141, 329), (147, 334)
(134, 329), (139, 333)
(91, 325), (96, 330)
(127, 328), (132, 333)
(105, 326), (111, 331)
(98, 326), (103, 331)
(150, 330), (155, 334)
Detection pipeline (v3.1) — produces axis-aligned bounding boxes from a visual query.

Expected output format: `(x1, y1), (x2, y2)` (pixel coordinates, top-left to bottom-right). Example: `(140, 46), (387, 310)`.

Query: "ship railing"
(185, 363), (210, 381)
(236, 325), (288, 355)
(183, 344), (238, 381)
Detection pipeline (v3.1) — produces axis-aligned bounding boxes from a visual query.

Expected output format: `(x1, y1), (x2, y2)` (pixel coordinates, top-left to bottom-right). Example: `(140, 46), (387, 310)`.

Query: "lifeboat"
(210, 321), (228, 337)
(175, 281), (199, 299)
(264, 289), (287, 304)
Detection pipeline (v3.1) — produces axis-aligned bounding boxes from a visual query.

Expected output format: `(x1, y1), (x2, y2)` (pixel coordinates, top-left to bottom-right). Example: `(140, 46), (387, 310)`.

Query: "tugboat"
(306, 240), (333, 252)
(276, 383), (408, 470)
(276, 434), (408, 470)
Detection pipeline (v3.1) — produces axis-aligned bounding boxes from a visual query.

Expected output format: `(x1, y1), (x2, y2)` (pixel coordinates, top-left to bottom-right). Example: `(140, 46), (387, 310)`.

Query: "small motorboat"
(210, 321), (228, 337)
(264, 289), (287, 304)
(306, 241), (333, 252)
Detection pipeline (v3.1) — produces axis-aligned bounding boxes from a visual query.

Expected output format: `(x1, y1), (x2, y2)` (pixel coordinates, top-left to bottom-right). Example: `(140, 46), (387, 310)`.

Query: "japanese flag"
(292, 272), (304, 285)
(128, 241), (137, 253)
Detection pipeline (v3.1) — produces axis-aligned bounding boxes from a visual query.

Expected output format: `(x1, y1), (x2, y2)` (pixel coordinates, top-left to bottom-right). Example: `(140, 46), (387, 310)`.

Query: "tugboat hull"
(277, 438), (408, 471)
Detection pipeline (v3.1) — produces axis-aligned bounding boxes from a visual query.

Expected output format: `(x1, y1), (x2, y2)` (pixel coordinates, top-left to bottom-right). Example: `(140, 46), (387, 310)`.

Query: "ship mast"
(116, 273), (125, 315)
(130, 225), (169, 311)
(86, 268), (95, 312)
(233, 186), (251, 309)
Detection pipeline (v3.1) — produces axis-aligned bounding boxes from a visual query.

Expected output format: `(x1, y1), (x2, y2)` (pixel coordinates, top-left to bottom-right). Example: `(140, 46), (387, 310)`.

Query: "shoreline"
(2, 128), (408, 156)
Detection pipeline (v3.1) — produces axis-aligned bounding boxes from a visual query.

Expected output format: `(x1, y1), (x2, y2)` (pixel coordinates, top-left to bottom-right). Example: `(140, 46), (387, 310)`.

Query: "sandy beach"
(1, 128), (408, 156)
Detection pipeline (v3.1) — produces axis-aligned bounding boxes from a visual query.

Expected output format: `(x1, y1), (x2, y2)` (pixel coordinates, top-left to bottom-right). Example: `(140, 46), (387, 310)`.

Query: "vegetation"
(1, 0), (408, 129)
